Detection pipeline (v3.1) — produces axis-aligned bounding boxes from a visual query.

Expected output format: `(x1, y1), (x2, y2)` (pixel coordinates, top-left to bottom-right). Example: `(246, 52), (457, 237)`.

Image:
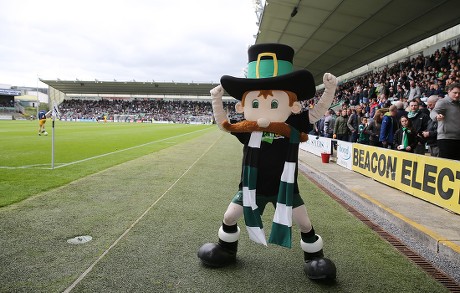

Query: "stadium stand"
(56, 44), (459, 128)
(58, 98), (241, 124)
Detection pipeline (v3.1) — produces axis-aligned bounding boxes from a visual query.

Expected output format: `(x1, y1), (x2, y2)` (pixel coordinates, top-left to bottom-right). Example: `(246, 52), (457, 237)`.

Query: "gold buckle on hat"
(256, 52), (278, 78)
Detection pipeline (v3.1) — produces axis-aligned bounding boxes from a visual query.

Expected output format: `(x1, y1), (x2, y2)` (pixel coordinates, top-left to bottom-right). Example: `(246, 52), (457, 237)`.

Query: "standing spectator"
(430, 83), (460, 160)
(351, 86), (361, 106)
(311, 117), (324, 137)
(394, 101), (408, 122)
(357, 117), (370, 144)
(368, 108), (386, 147)
(418, 101), (430, 116)
(394, 116), (417, 152)
(422, 95), (440, 157)
(369, 96), (379, 118)
(347, 107), (360, 142)
(333, 108), (350, 142)
(425, 83), (444, 97)
(328, 109), (339, 154)
(323, 109), (335, 138)
(377, 93), (389, 108)
(388, 86), (396, 100)
(395, 84), (408, 101)
(379, 105), (398, 149)
(368, 81), (376, 101)
(408, 100), (430, 154)
(408, 80), (421, 101)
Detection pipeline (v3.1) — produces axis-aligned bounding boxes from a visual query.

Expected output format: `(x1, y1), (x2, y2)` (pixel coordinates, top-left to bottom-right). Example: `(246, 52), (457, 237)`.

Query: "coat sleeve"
(367, 121), (374, 135)
(393, 129), (401, 146)
(409, 132), (418, 150)
(347, 115), (355, 131)
(379, 116), (389, 142)
(430, 99), (445, 120)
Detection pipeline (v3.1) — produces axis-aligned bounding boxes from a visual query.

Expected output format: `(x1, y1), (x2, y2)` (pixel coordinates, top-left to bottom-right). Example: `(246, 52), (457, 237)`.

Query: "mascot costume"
(198, 43), (338, 280)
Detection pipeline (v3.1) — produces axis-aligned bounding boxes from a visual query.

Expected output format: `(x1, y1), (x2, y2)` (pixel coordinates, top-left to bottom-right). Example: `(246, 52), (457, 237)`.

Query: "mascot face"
(235, 89), (301, 128)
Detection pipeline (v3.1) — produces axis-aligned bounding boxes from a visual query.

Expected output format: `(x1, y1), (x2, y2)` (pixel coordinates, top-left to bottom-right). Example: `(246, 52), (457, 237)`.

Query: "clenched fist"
(323, 73), (337, 91)
(210, 85), (224, 100)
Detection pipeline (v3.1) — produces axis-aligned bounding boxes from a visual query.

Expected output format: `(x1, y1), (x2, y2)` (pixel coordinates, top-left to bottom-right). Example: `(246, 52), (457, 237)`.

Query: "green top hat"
(221, 43), (315, 101)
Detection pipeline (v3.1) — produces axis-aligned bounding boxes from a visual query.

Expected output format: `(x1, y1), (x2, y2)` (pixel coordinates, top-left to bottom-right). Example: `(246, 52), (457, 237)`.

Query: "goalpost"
(48, 86), (67, 169)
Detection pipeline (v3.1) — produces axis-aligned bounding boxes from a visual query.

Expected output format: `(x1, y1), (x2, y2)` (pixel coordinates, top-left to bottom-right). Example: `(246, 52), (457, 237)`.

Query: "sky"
(0, 0), (260, 88)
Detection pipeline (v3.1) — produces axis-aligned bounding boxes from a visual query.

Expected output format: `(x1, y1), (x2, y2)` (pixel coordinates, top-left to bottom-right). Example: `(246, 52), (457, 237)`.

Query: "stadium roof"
(255, 0), (460, 84)
(39, 79), (219, 97)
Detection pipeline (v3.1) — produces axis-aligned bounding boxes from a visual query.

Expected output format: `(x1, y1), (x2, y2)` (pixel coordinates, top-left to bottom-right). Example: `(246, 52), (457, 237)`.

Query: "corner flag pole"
(48, 86), (65, 170)
(51, 110), (55, 169)
(51, 105), (60, 169)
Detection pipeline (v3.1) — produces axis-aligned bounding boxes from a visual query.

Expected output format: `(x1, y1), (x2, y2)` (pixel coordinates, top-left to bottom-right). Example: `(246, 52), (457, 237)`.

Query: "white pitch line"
(62, 132), (223, 293)
(0, 164), (52, 169)
(0, 128), (209, 170)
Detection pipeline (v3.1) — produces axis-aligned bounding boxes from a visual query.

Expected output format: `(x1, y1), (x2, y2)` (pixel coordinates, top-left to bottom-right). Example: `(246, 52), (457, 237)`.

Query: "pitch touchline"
(0, 164), (50, 169)
(51, 128), (209, 169)
(62, 132), (224, 293)
(0, 128), (210, 170)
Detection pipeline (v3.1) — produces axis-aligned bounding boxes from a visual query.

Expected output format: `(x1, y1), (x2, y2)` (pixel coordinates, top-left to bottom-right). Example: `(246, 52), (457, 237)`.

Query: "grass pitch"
(0, 121), (448, 292)
(0, 120), (212, 207)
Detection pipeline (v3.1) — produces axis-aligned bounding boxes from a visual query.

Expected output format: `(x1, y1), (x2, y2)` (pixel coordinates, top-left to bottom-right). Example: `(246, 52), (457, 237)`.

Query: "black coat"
(394, 127), (418, 152)
(409, 111), (430, 144)
(425, 119), (438, 146)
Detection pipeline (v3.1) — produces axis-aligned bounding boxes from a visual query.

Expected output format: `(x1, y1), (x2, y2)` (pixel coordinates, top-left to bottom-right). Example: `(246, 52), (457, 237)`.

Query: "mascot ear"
(291, 101), (302, 114)
(235, 102), (244, 114)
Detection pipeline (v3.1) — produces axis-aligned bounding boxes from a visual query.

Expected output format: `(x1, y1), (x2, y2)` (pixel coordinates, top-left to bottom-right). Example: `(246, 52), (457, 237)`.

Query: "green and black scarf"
(241, 126), (300, 248)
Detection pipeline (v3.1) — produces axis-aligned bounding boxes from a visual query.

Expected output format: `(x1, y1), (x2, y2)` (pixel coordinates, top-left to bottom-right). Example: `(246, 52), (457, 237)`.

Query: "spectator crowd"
(58, 99), (240, 124)
(309, 45), (460, 161)
(58, 45), (460, 160)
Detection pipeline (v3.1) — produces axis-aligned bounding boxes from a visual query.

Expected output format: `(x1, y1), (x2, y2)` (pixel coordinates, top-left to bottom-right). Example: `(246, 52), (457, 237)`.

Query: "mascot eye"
(252, 99), (259, 109)
(271, 99), (279, 109)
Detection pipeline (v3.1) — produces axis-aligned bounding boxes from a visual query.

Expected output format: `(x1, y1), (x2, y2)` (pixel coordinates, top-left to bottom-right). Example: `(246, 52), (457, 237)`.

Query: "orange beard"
(221, 120), (308, 142)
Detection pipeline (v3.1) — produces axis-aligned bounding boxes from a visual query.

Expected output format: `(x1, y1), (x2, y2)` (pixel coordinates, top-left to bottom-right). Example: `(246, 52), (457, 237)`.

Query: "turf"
(0, 128), (448, 292)
(0, 120), (213, 207)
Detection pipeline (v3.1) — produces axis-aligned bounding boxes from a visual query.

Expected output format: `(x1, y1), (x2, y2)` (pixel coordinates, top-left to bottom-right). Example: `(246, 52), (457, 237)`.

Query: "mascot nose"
(257, 118), (270, 128)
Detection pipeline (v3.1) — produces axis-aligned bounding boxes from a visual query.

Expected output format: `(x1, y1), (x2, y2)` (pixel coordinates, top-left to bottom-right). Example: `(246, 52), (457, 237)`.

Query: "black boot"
(304, 249), (324, 261)
(198, 226), (240, 268)
(301, 236), (337, 280)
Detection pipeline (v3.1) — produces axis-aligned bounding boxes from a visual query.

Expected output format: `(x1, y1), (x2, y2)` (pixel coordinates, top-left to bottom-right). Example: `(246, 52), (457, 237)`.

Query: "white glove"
(309, 73), (337, 123)
(210, 85), (228, 131)
(323, 73), (337, 92)
(210, 84), (224, 100)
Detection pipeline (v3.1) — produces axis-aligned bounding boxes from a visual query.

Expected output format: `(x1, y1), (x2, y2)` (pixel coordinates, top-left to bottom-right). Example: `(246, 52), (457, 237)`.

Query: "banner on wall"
(336, 140), (353, 170)
(300, 136), (331, 156)
(352, 144), (460, 214)
(299, 137), (353, 170)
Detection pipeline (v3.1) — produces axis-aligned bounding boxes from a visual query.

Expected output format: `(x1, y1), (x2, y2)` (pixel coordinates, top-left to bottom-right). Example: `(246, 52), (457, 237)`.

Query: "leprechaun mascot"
(198, 43), (338, 280)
